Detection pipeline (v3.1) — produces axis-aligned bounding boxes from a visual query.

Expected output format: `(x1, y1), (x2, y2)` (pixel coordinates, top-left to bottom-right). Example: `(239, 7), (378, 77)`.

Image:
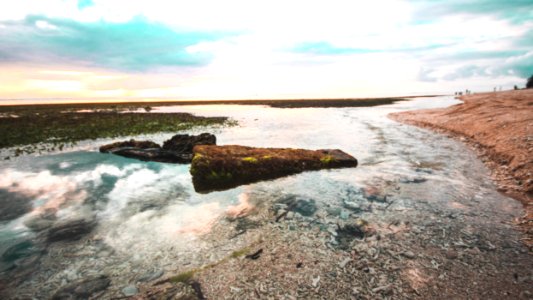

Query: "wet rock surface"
(190, 145), (358, 193)
(162, 132), (216, 153)
(108, 148), (193, 163)
(99, 133), (216, 163)
(51, 275), (110, 299)
(47, 218), (97, 242)
(1, 240), (43, 263)
(99, 140), (161, 153)
(24, 209), (57, 232)
(0, 189), (33, 222)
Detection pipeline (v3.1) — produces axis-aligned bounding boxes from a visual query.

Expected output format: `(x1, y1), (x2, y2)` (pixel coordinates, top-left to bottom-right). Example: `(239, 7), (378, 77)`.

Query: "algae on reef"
(0, 107), (229, 157)
(190, 145), (358, 193)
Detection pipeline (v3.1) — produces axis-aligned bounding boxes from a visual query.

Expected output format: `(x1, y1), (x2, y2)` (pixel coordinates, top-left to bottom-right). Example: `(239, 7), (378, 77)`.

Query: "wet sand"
(390, 89), (533, 245)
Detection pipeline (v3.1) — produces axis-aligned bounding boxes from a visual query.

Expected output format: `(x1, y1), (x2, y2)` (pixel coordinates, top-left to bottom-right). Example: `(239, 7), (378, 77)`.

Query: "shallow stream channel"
(1, 97), (531, 299)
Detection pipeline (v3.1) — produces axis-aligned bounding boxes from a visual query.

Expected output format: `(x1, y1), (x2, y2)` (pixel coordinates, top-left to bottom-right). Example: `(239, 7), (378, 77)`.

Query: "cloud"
(0, 15), (234, 71)
(410, 0), (533, 24)
(0, 0), (531, 98)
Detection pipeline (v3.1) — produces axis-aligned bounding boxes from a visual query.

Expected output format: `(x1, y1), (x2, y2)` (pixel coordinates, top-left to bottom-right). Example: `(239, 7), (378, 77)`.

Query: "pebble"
(274, 203), (288, 210)
(312, 275), (320, 287)
(286, 211), (295, 220)
(343, 201), (362, 212)
(339, 257), (352, 268)
(372, 284), (392, 294)
(445, 250), (458, 260)
(122, 284), (138, 296)
(327, 227), (337, 236)
(402, 251), (416, 259)
(339, 210), (350, 220)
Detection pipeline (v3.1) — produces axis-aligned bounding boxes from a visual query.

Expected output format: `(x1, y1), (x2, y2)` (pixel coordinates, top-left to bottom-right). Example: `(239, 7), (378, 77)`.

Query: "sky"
(0, 0), (532, 103)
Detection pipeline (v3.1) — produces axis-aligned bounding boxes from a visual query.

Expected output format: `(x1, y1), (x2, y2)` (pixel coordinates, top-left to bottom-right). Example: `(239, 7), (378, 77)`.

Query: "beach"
(1, 96), (531, 299)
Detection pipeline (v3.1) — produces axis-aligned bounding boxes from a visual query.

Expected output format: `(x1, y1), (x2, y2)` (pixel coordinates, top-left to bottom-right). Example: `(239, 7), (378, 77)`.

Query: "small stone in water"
(326, 207), (341, 216)
(343, 201), (362, 212)
(327, 227), (337, 236)
(340, 210), (350, 220)
(122, 284), (138, 296)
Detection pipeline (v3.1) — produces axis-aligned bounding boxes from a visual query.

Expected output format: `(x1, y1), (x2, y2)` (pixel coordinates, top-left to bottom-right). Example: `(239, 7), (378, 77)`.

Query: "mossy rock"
(190, 145), (357, 193)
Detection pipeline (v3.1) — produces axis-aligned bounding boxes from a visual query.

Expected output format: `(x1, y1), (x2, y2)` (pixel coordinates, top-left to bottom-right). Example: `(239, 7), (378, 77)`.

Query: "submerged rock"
(278, 195), (318, 216)
(52, 275), (110, 300)
(47, 218), (97, 242)
(335, 219), (372, 250)
(24, 209), (57, 232)
(1, 240), (43, 263)
(99, 133), (216, 163)
(108, 148), (192, 163)
(0, 239), (45, 274)
(190, 145), (358, 193)
(99, 139), (160, 153)
(0, 189), (33, 222)
(122, 284), (138, 296)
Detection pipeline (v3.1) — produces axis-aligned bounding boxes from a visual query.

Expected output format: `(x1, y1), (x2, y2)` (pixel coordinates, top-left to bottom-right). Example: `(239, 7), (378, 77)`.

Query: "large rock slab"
(99, 133), (216, 163)
(190, 145), (358, 193)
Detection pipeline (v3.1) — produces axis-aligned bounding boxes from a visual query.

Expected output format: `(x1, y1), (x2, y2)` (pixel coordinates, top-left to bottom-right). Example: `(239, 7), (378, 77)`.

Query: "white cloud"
(0, 0), (530, 99)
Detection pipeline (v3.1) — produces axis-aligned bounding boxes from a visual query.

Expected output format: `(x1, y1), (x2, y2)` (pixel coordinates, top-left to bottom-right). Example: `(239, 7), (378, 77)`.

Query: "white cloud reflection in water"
(0, 169), (87, 215)
(0, 157), (258, 259)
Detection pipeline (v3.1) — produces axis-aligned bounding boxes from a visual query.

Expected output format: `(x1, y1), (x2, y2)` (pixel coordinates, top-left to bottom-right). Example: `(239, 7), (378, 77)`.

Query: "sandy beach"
(390, 89), (533, 242)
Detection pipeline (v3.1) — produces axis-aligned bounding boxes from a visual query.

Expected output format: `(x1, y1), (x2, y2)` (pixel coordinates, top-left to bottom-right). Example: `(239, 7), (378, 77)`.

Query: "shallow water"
(0, 97), (528, 298)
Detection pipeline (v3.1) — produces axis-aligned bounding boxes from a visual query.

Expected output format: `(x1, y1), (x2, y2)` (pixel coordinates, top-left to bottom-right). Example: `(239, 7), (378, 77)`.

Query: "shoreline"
(0, 95), (443, 109)
(389, 89), (532, 246)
